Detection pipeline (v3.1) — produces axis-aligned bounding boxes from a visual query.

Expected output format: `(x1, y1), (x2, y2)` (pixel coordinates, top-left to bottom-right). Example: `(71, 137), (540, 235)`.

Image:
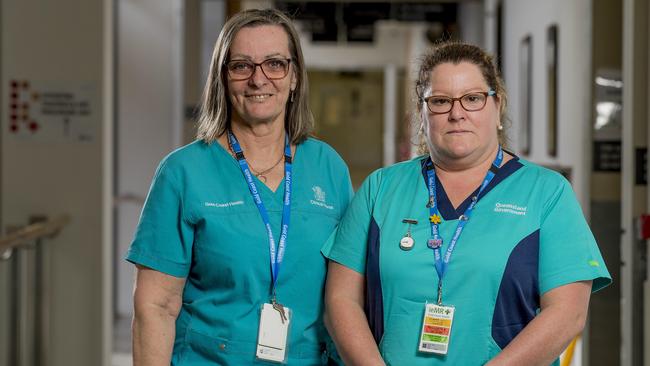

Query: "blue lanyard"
(227, 130), (292, 299)
(425, 146), (503, 304)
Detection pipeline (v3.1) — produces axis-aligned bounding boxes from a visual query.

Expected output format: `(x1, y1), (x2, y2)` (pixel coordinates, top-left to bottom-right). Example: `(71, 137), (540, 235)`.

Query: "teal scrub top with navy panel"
(126, 138), (353, 365)
(323, 154), (611, 366)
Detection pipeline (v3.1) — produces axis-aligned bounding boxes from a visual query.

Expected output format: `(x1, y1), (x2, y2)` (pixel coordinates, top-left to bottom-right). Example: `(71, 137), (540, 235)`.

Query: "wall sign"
(636, 148), (647, 185)
(593, 141), (621, 172)
(7, 80), (97, 142)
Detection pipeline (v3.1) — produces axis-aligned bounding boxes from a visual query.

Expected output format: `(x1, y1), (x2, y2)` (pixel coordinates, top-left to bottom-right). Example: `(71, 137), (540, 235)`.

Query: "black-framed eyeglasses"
(224, 58), (292, 81)
(422, 90), (496, 114)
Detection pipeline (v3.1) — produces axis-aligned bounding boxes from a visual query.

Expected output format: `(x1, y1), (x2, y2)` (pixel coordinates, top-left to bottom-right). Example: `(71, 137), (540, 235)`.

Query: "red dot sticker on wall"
(8, 79), (35, 134)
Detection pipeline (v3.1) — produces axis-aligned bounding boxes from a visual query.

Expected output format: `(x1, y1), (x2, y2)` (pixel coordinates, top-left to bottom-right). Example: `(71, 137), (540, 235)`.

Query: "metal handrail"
(0, 214), (70, 253)
(2, 214), (70, 366)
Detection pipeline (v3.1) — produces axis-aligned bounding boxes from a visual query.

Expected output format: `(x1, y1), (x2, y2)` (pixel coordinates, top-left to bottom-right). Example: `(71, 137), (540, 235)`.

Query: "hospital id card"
(256, 302), (291, 363)
(418, 303), (455, 355)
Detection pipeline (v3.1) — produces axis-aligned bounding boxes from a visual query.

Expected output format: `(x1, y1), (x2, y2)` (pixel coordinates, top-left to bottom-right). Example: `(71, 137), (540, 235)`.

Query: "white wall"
(458, 0), (485, 47)
(0, 0), (113, 365)
(483, 0), (500, 55)
(500, 1), (593, 363)
(201, 0), (226, 83)
(502, 0), (592, 209)
(115, 0), (185, 318)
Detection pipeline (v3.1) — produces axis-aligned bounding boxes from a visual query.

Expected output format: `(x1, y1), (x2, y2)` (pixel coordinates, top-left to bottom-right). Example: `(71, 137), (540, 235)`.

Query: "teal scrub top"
(323, 154), (611, 366)
(126, 138), (353, 365)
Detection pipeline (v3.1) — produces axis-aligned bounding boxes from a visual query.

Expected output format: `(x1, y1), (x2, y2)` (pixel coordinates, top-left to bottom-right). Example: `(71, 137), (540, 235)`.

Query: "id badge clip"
(256, 302), (292, 363)
(418, 302), (455, 355)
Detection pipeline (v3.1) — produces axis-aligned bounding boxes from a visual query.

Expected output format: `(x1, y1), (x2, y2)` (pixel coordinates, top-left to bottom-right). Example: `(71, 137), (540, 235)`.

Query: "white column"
(102, 2), (115, 365)
(620, 0), (650, 366)
(171, 0), (185, 148)
(201, 0), (226, 83)
(620, 0), (633, 361)
(645, 2), (650, 364)
(483, 0), (499, 55)
(383, 64), (397, 166)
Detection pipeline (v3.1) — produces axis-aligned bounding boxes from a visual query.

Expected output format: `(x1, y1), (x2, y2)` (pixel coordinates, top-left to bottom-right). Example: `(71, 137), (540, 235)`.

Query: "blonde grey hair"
(196, 9), (314, 144)
(414, 41), (509, 154)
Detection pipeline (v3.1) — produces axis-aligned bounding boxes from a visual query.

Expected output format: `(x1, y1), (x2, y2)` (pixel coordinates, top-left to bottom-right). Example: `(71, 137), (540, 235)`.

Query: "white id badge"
(418, 302), (455, 355)
(256, 303), (291, 363)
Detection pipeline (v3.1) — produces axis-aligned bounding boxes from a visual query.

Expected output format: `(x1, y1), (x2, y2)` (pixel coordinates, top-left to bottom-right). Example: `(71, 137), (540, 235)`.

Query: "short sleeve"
(538, 178), (611, 295)
(338, 165), (354, 213)
(124, 159), (194, 278)
(322, 171), (380, 274)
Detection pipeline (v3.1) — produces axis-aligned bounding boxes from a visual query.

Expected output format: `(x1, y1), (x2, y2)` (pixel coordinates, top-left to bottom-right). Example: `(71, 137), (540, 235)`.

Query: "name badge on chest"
(418, 302), (455, 355)
(256, 302), (292, 363)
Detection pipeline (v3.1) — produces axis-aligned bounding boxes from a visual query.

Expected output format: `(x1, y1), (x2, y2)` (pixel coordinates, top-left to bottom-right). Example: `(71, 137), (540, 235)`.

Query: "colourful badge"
(419, 303), (455, 355)
(429, 214), (441, 224)
(427, 238), (442, 249)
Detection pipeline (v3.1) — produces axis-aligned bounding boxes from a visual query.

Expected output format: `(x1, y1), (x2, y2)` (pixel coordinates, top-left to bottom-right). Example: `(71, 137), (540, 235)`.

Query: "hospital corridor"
(0, 0), (648, 365)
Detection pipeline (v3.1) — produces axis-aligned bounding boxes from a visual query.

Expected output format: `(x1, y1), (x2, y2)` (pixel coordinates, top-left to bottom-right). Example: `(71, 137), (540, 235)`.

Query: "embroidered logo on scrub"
(204, 200), (244, 208)
(493, 202), (527, 216)
(588, 260), (600, 267)
(310, 186), (333, 210)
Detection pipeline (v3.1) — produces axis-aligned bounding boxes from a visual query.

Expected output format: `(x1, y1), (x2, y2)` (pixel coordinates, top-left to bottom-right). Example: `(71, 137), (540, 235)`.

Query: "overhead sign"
(7, 80), (97, 142)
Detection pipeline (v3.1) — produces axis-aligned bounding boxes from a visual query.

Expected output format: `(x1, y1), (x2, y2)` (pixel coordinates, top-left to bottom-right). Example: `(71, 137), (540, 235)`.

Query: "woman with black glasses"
(127, 9), (352, 365)
(323, 42), (611, 366)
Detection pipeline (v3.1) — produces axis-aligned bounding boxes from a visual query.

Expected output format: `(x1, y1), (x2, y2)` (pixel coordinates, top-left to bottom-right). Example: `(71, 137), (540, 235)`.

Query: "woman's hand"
(325, 261), (386, 366)
(485, 280), (592, 366)
(132, 264), (186, 366)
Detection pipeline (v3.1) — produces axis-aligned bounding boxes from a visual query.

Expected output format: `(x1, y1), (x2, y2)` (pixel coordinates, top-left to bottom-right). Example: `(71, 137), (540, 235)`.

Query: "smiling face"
(227, 25), (297, 128)
(422, 61), (501, 167)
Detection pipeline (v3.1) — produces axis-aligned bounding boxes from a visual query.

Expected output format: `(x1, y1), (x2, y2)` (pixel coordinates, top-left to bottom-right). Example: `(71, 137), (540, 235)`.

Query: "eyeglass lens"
(227, 58), (290, 80)
(426, 93), (489, 113)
